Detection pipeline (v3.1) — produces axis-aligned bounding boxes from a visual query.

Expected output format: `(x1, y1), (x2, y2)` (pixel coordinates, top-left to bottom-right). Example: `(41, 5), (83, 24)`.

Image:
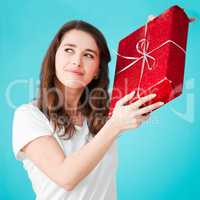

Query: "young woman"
(12, 20), (163, 200)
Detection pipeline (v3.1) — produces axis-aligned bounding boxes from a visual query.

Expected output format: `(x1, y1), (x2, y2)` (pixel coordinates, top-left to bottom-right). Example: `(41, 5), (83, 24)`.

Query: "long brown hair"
(37, 20), (111, 139)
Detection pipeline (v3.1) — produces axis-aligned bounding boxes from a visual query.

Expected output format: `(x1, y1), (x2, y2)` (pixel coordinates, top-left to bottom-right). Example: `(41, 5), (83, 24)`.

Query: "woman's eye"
(64, 48), (73, 53)
(84, 53), (94, 59)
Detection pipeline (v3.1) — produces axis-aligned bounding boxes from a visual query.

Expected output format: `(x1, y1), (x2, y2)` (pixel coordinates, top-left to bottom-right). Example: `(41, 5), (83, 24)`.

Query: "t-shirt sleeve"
(12, 104), (53, 161)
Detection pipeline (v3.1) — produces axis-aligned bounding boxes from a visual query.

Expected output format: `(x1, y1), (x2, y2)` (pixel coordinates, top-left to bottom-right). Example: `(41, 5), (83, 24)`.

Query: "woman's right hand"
(109, 91), (164, 134)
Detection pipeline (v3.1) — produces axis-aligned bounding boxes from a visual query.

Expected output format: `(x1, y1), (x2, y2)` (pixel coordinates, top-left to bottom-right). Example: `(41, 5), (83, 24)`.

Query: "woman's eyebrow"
(64, 43), (76, 47)
(85, 49), (98, 56)
(63, 43), (98, 56)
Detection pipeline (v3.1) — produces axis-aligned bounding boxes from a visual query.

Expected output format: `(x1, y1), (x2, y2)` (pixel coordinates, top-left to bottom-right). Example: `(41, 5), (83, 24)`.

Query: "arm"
(22, 119), (119, 191)
(22, 92), (163, 191)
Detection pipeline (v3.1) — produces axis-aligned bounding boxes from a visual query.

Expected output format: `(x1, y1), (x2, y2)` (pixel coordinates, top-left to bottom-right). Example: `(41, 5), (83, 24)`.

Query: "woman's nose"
(71, 54), (81, 67)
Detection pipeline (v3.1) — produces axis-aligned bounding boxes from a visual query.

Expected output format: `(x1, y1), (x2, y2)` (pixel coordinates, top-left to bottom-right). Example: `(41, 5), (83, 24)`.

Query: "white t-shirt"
(12, 102), (118, 200)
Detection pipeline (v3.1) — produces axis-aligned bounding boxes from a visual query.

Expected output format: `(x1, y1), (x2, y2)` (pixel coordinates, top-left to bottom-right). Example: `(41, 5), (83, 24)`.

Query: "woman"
(12, 20), (163, 200)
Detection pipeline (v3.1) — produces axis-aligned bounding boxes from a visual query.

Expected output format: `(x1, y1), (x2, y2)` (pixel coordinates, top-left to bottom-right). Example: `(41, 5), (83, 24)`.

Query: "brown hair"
(37, 20), (111, 139)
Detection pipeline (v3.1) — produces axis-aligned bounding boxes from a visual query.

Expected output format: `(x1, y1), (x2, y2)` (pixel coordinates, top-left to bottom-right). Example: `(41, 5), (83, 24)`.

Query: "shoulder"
(14, 100), (49, 124)
(12, 100), (53, 136)
(15, 100), (39, 114)
(12, 101), (53, 160)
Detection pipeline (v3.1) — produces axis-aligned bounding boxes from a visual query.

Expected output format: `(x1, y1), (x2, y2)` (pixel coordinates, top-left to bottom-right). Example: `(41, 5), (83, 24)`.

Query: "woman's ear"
(94, 69), (99, 79)
(94, 73), (99, 80)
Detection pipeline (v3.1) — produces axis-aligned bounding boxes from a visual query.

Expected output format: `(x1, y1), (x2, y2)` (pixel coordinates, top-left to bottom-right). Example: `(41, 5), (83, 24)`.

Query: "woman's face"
(55, 29), (100, 89)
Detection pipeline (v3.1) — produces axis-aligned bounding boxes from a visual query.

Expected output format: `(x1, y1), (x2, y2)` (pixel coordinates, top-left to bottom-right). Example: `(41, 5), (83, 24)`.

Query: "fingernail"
(131, 91), (135, 95)
(159, 102), (164, 105)
(151, 94), (156, 97)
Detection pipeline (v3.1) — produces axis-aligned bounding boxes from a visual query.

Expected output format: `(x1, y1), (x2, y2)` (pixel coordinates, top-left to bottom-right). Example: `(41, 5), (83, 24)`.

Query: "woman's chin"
(62, 79), (86, 89)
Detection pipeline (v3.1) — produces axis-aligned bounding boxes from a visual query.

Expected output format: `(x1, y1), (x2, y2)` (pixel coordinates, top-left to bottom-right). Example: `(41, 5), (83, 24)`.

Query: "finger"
(142, 112), (151, 116)
(132, 115), (150, 128)
(189, 17), (196, 22)
(116, 91), (136, 107)
(127, 93), (157, 109)
(148, 15), (156, 22)
(135, 114), (150, 122)
(135, 101), (164, 115)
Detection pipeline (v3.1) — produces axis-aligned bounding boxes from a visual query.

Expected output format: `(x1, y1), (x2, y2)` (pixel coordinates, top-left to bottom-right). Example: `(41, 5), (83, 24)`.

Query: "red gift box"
(109, 5), (191, 116)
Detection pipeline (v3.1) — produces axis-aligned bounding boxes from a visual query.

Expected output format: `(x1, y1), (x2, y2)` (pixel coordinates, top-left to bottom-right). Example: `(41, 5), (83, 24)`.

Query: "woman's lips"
(66, 70), (83, 76)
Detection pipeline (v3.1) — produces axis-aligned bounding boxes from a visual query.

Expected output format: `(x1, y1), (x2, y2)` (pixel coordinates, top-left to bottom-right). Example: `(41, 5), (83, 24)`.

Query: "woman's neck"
(64, 87), (84, 113)
(55, 77), (84, 113)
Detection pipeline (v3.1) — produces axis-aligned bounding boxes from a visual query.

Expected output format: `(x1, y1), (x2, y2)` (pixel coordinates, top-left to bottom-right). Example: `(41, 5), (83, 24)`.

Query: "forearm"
(60, 119), (119, 190)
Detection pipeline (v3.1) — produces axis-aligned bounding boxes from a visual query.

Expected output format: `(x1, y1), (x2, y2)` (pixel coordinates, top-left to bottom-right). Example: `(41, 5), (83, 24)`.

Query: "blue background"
(1, 0), (200, 199)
